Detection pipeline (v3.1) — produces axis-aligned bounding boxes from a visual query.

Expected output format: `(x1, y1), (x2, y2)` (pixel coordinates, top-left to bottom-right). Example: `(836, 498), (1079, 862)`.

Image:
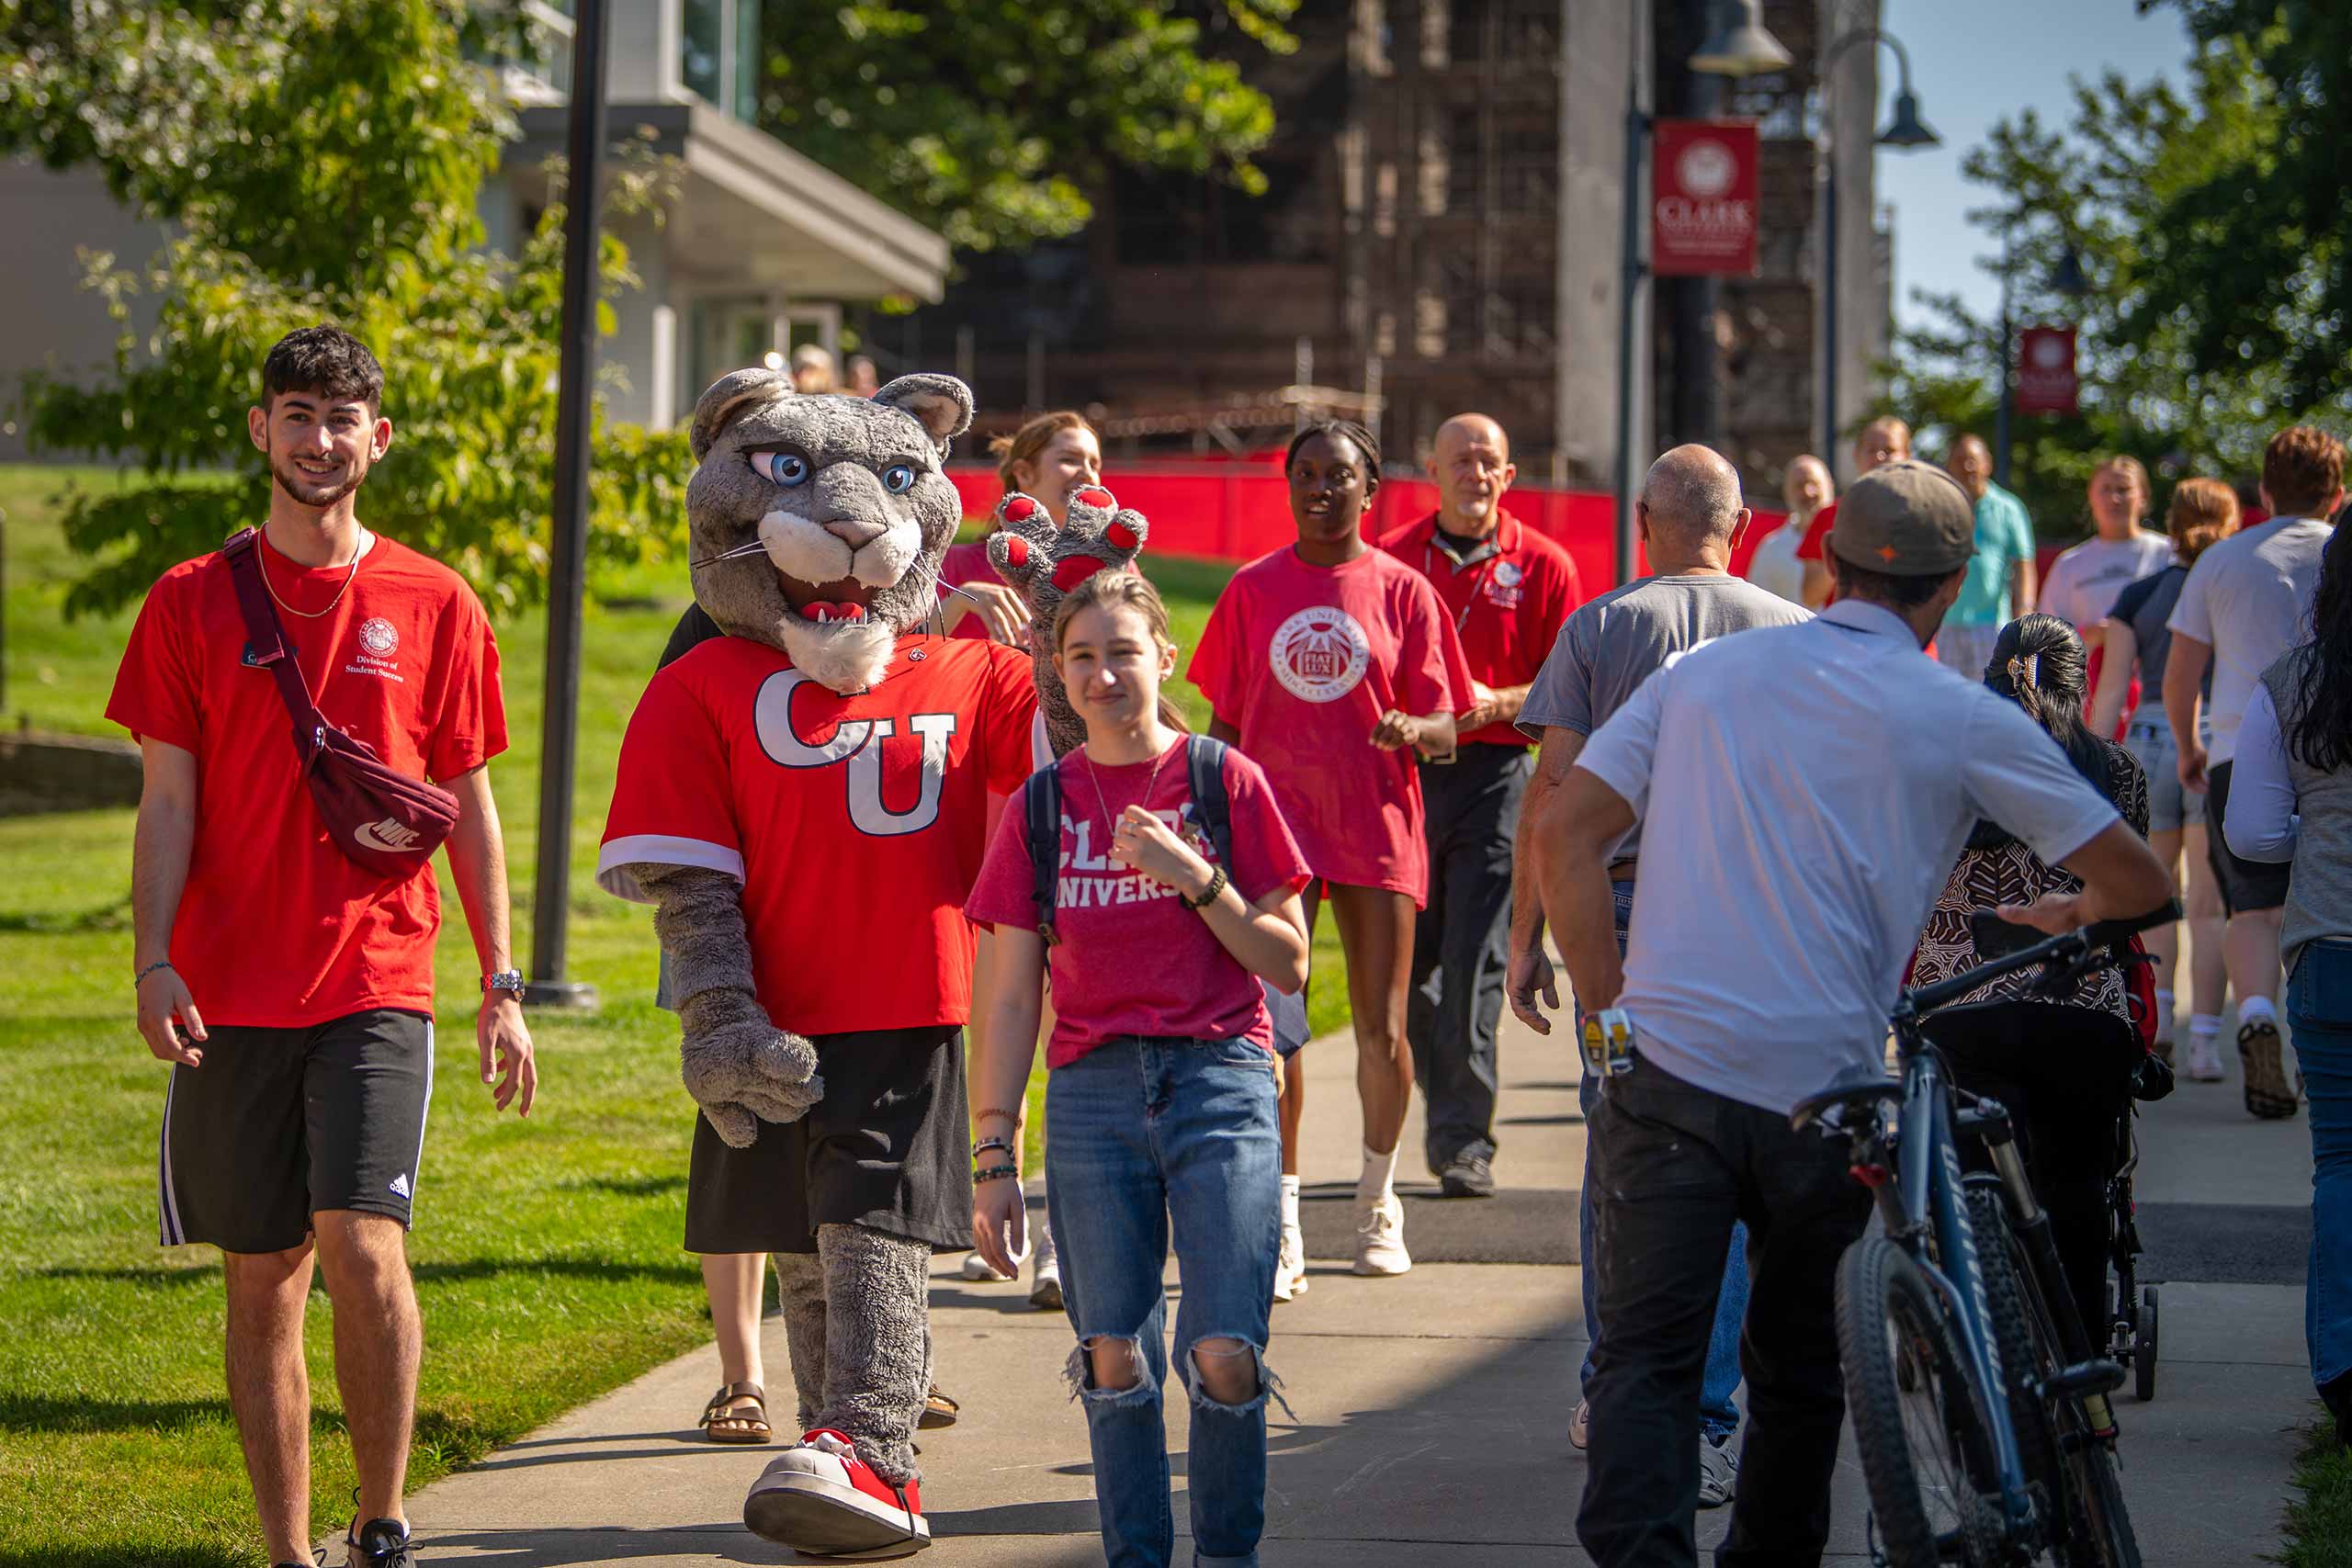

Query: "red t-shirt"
(599, 634), (1036, 1036)
(1186, 547), (1474, 905)
(1377, 511), (1582, 749)
(964, 739), (1312, 1066)
(1793, 502), (1838, 562)
(105, 534), (506, 1026)
(937, 539), (995, 640)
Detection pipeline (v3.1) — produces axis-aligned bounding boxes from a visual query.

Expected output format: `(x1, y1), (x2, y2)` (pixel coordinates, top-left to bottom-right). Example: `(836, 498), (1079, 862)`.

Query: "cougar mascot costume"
(599, 367), (1145, 1556)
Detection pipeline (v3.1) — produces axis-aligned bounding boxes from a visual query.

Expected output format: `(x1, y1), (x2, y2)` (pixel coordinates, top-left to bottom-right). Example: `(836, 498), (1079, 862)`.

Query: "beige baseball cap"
(1830, 458), (1977, 576)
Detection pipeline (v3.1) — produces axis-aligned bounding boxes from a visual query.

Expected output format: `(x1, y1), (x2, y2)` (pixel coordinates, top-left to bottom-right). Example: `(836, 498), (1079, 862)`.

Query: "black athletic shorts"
(159, 1008), (435, 1255)
(2205, 760), (2291, 915)
(684, 1024), (971, 1257)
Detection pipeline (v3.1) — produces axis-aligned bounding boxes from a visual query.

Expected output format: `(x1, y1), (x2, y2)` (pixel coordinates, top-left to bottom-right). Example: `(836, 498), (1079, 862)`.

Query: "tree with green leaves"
(754, 1), (1295, 253)
(2, 0), (688, 617)
(1883, 5), (2350, 536)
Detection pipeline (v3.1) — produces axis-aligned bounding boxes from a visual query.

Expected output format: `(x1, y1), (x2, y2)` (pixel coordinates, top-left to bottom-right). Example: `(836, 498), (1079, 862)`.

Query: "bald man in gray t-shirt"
(1505, 443), (1809, 1500)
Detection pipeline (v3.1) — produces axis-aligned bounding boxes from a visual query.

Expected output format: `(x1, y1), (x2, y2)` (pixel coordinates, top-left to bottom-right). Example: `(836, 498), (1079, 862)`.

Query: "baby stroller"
(2108, 961), (2174, 1402)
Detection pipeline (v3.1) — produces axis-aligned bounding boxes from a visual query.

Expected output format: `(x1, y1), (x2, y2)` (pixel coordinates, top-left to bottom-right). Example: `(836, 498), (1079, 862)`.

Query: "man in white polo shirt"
(2166, 423), (2345, 1119)
(1529, 460), (2174, 1567)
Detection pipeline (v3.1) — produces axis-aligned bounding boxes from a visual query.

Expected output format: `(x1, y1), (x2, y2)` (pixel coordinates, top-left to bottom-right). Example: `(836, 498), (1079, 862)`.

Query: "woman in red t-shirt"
(967, 571), (1310, 1568)
(938, 410), (1105, 643)
(1188, 421), (1472, 1290)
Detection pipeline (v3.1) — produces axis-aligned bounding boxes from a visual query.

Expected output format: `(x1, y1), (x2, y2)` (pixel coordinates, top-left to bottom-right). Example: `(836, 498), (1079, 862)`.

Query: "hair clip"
(2006, 653), (2039, 689)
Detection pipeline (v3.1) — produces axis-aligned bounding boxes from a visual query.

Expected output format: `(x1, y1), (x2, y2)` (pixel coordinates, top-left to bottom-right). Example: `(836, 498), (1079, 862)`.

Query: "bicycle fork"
(1970, 1100), (2125, 1442)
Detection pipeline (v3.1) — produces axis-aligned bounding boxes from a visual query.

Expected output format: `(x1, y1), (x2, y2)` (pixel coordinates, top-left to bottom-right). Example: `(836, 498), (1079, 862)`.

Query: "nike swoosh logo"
(354, 819), (423, 853)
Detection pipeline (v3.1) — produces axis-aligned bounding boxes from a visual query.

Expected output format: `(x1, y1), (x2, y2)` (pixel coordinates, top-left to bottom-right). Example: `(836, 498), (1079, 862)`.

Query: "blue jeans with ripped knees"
(1046, 1034), (1283, 1568)
(1576, 879), (1749, 1443)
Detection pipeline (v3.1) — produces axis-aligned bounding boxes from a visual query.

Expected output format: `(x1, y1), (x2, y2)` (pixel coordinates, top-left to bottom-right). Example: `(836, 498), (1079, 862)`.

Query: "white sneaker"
(1697, 1433), (1739, 1508)
(1569, 1399), (1589, 1452)
(1352, 1192), (1410, 1277)
(959, 1250), (1011, 1282)
(1273, 1220), (1307, 1303)
(1029, 1221), (1063, 1310)
(2187, 1036), (2226, 1082)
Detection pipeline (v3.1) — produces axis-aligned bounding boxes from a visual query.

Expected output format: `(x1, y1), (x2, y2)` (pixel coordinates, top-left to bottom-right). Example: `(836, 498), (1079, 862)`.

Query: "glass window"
(682, 0), (723, 107)
(681, 0), (761, 120)
(733, 0), (763, 120)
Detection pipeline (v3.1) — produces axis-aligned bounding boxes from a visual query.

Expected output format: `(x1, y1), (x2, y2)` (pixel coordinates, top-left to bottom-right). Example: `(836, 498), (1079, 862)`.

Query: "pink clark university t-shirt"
(965, 739), (1311, 1066)
(1187, 546), (1473, 905)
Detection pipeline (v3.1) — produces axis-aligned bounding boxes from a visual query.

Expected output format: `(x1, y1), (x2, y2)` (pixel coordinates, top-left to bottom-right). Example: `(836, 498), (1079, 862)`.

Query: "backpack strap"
(1183, 734), (1235, 870)
(1023, 764), (1063, 947)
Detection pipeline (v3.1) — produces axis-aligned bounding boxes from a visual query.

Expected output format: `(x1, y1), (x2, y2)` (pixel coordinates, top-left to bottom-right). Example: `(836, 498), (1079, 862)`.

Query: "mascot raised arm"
(598, 367), (1142, 1557)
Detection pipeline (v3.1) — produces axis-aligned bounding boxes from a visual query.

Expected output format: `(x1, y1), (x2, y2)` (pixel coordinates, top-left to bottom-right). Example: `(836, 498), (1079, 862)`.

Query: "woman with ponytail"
(1909, 613), (2154, 1332)
(2222, 525), (2352, 1448)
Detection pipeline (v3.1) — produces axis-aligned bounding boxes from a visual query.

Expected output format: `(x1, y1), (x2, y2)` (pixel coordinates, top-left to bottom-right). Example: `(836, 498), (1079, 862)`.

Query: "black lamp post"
(1818, 28), (1939, 475)
(1995, 232), (2091, 488)
(1612, 0), (1792, 585)
(524, 0), (608, 1010)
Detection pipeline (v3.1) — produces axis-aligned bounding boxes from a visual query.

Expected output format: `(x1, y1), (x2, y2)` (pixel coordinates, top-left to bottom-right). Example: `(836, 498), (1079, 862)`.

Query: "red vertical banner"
(2016, 326), (2080, 415)
(1651, 120), (1760, 276)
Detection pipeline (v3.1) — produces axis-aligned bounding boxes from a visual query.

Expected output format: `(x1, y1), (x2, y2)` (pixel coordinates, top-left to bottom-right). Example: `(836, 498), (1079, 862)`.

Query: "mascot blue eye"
(881, 464), (917, 494)
(752, 451), (810, 487)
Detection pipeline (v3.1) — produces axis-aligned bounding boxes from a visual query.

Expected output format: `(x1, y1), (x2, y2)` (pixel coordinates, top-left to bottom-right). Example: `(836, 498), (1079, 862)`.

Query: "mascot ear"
(690, 367), (790, 462)
(874, 373), (975, 451)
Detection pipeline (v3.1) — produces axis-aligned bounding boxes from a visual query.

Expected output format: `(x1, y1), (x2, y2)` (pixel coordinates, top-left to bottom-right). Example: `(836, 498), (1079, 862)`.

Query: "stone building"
(868, 0), (1894, 495)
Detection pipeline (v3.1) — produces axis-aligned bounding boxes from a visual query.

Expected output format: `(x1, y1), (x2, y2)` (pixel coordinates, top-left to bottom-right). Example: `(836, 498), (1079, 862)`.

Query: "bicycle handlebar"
(1901, 899), (2182, 1019)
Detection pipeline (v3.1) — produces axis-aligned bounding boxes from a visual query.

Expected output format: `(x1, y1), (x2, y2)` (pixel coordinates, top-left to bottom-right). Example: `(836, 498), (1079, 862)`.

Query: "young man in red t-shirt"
(107, 327), (533, 1568)
(1379, 413), (1580, 1199)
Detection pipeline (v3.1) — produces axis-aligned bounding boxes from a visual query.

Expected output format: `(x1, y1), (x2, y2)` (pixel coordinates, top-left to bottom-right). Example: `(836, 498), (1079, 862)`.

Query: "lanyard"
(1424, 517), (1513, 635)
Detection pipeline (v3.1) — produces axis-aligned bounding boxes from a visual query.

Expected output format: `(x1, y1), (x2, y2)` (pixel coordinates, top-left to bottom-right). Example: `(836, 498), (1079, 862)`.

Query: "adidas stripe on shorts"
(158, 1008), (435, 1255)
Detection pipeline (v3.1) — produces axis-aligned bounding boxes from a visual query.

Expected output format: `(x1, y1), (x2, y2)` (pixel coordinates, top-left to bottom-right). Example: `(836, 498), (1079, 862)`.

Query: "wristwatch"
(482, 969), (526, 1001)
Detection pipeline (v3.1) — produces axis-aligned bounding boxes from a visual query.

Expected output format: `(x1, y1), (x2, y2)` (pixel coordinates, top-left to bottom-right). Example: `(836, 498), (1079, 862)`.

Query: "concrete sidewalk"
(390, 958), (2314, 1565)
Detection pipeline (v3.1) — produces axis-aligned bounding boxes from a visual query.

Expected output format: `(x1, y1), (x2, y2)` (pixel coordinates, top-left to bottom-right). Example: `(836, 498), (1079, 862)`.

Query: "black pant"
(1579, 1058), (1871, 1568)
(1407, 744), (1531, 1171)
(1926, 1000), (2141, 1336)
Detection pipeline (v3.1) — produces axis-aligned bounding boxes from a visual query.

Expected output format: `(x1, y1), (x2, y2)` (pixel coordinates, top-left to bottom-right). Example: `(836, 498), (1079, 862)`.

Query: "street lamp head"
(1878, 89), (1940, 149)
(2051, 244), (2092, 296)
(1690, 0), (1794, 77)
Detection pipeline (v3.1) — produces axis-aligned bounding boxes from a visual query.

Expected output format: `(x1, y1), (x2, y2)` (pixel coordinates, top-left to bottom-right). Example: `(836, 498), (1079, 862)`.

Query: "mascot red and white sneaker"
(745, 1428), (930, 1556)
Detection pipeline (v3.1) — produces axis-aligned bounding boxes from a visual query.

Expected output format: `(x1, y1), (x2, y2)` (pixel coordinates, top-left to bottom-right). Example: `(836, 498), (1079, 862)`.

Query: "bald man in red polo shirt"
(1379, 413), (1581, 1195)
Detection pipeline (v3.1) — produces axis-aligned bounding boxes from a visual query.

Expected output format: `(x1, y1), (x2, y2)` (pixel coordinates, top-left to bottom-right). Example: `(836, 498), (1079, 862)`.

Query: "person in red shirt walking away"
(1378, 413), (1579, 1198)
(108, 326), (535, 1568)
(1792, 416), (1911, 608)
(1191, 421), (1473, 1288)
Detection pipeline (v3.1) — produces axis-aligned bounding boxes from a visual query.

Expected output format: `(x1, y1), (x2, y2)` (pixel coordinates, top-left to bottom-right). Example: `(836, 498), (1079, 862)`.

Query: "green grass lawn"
(0, 468), (1346, 1564)
(2284, 1415), (2352, 1568)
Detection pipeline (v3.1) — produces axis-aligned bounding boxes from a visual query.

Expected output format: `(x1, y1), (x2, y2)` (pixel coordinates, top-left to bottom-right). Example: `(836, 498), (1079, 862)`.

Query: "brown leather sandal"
(920, 1383), (960, 1429)
(699, 1381), (772, 1444)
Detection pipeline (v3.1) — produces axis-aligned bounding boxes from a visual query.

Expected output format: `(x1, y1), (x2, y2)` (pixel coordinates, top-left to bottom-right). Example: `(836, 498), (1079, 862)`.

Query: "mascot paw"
(683, 1008), (826, 1131)
(702, 1099), (763, 1149)
(987, 486), (1148, 615)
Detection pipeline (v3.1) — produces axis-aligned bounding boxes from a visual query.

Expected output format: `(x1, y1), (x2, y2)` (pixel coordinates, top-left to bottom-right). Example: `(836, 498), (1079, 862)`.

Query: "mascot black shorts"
(684, 1024), (973, 1256)
(158, 1008), (435, 1255)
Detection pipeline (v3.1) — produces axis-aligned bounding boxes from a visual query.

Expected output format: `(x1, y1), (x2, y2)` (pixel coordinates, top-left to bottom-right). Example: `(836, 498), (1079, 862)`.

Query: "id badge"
(1581, 1008), (1636, 1079)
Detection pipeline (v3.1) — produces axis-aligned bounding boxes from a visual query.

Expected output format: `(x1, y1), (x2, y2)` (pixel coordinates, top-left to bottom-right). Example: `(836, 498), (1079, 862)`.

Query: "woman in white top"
(1747, 455), (1831, 607)
(2040, 455), (2175, 633)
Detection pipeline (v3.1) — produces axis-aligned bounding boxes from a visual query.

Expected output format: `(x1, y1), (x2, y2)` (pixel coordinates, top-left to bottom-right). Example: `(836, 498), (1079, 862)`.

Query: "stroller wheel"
(2135, 1286), (2160, 1402)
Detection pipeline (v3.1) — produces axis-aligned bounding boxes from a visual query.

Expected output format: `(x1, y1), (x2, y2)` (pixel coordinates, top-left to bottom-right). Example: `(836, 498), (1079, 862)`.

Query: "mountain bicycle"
(1791, 900), (2180, 1567)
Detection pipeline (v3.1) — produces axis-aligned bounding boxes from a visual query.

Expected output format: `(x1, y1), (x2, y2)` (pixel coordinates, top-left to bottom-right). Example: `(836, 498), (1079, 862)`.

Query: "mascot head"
(686, 367), (976, 694)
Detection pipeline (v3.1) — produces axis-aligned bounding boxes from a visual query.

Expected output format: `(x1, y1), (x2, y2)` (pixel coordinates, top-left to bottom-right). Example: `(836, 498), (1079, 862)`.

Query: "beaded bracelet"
(135, 959), (175, 987)
(974, 1163), (1019, 1184)
(972, 1106), (1022, 1127)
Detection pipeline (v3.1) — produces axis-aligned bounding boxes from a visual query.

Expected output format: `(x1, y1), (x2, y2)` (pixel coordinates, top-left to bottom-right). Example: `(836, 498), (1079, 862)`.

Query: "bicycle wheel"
(1965, 1186), (2063, 1510)
(1836, 1235), (2005, 1568)
(2063, 1430), (2142, 1568)
(2134, 1287), (2158, 1403)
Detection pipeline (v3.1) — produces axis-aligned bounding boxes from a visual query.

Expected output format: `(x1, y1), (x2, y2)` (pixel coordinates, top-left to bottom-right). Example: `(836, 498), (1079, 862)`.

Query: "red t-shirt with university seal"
(1186, 547), (1474, 905)
(1377, 511), (1582, 748)
(105, 533), (506, 1027)
(964, 739), (1311, 1066)
(599, 634), (1036, 1036)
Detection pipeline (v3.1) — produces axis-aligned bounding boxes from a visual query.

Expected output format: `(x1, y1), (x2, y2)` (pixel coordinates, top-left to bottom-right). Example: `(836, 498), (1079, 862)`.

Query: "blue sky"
(1874, 0), (2195, 331)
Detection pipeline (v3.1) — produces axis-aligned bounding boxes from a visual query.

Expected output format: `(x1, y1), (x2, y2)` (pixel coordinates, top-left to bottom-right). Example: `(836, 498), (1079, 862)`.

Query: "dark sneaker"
(347, 1518), (414, 1568)
(274, 1553), (325, 1568)
(2238, 1019), (2299, 1119)
(1438, 1151), (1496, 1198)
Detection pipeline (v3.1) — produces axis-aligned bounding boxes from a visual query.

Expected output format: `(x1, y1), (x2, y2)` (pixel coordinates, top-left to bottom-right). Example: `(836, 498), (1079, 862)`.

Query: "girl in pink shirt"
(1188, 421), (1473, 1287)
(967, 571), (1310, 1568)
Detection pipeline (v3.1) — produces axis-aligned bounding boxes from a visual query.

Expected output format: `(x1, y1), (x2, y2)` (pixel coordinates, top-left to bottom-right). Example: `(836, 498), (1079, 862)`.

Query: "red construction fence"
(951, 457), (1795, 591)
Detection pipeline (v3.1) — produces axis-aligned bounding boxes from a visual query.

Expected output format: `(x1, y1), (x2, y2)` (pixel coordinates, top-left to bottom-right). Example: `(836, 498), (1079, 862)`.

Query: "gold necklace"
(259, 528), (368, 620)
(1081, 734), (1173, 858)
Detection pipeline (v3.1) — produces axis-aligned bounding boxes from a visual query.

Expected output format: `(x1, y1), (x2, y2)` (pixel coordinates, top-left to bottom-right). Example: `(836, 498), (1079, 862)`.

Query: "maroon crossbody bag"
(220, 527), (460, 878)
